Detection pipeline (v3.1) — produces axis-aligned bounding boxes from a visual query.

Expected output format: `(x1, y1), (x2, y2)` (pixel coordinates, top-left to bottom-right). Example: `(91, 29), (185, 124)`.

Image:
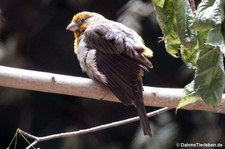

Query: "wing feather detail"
(96, 52), (142, 105)
(84, 24), (153, 70)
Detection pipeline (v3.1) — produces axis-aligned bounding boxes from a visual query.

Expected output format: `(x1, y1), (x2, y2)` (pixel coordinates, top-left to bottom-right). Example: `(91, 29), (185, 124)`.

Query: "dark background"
(0, 0), (224, 148)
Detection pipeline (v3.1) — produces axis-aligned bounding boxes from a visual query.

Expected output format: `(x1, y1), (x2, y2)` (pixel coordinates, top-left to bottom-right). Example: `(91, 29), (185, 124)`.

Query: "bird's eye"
(78, 18), (85, 24)
(80, 18), (85, 22)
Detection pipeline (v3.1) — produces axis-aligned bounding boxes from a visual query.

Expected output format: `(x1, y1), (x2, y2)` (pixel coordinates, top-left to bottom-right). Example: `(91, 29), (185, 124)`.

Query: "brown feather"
(84, 26), (153, 69)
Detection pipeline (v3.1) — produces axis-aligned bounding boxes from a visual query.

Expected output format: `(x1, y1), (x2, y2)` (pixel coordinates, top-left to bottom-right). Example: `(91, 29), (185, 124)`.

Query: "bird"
(66, 11), (153, 136)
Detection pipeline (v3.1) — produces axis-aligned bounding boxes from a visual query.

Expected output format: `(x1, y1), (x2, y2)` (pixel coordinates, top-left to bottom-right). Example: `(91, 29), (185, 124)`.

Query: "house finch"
(66, 11), (153, 136)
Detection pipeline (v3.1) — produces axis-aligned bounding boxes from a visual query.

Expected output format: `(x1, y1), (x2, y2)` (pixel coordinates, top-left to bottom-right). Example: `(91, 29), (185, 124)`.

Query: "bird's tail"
(134, 97), (152, 137)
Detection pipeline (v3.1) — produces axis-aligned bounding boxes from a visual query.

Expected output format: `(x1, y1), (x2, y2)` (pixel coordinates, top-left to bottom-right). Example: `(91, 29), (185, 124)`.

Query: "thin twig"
(18, 131), (35, 149)
(18, 129), (38, 140)
(18, 107), (170, 149)
(189, 0), (196, 12)
(26, 141), (38, 149)
(7, 130), (18, 149)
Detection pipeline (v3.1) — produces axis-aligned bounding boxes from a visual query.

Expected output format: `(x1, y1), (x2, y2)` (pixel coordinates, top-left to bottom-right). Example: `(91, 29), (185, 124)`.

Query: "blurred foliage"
(0, 0), (224, 149)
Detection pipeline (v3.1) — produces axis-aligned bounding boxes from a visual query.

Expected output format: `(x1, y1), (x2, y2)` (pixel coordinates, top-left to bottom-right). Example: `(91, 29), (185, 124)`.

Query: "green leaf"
(177, 93), (201, 112)
(173, 0), (198, 68)
(195, 49), (225, 107)
(152, 0), (181, 57)
(184, 79), (195, 94)
(207, 25), (225, 54)
(180, 45), (199, 68)
(174, 0), (197, 50)
(186, 41), (225, 107)
(194, 0), (225, 31)
(165, 31), (181, 58)
(151, 0), (166, 8)
(177, 81), (200, 111)
(221, 21), (225, 54)
(184, 31), (225, 108)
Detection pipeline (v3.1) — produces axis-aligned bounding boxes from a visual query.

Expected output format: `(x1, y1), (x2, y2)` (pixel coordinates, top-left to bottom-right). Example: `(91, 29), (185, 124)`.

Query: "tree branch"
(189, 0), (196, 12)
(0, 65), (224, 113)
(17, 107), (170, 149)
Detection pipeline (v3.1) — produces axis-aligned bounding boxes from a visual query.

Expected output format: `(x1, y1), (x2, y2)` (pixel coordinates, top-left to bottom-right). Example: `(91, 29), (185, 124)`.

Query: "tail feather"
(135, 99), (152, 136)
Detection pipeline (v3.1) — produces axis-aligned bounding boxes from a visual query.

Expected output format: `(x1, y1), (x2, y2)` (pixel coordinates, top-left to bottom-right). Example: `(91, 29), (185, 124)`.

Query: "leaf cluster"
(152, 0), (225, 108)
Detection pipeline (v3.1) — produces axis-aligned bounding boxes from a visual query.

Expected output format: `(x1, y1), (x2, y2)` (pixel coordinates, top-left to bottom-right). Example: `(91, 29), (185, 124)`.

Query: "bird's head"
(66, 11), (105, 33)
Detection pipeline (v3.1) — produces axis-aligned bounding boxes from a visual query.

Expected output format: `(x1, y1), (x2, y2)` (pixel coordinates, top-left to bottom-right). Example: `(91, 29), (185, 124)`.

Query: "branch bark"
(0, 65), (224, 113)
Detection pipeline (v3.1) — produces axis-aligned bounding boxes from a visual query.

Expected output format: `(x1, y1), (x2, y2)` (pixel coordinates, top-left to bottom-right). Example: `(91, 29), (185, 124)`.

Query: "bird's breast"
(75, 36), (107, 84)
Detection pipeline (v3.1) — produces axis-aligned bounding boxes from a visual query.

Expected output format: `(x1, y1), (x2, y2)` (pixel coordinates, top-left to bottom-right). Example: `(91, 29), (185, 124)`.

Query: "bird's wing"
(96, 51), (143, 105)
(83, 24), (150, 105)
(84, 23), (153, 70)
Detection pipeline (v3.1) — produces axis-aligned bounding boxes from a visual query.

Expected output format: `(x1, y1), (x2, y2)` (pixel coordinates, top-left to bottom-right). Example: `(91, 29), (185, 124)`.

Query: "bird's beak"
(66, 22), (78, 32)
